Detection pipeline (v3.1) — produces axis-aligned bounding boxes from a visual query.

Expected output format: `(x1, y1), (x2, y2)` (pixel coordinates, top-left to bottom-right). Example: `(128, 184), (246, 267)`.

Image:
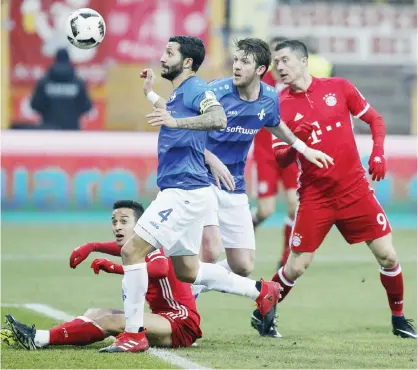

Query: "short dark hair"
(275, 40), (309, 59)
(235, 38), (271, 79)
(113, 200), (144, 221)
(270, 36), (287, 47)
(168, 35), (205, 72)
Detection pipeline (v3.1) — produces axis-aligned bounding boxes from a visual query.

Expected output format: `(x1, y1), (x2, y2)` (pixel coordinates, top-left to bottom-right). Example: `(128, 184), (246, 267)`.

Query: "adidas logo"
(294, 113), (304, 121)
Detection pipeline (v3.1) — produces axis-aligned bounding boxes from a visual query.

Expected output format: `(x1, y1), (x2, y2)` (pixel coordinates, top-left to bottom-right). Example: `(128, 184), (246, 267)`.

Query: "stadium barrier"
(2, 131), (416, 222)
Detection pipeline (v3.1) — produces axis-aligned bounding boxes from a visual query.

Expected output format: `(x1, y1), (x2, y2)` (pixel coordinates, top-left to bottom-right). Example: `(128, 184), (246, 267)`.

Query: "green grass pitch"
(1, 224), (417, 368)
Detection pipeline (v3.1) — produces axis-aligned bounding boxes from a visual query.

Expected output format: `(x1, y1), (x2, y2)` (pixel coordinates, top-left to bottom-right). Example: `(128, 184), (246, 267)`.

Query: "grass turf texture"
(1, 224), (417, 369)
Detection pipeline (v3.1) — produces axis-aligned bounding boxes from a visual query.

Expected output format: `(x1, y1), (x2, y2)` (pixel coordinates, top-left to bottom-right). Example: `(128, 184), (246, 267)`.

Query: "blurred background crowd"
(1, 0), (416, 222)
(1, 0), (416, 134)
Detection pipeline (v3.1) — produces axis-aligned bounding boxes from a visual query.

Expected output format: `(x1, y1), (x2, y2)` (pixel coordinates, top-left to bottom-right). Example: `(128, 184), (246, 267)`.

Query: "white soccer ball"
(66, 8), (106, 50)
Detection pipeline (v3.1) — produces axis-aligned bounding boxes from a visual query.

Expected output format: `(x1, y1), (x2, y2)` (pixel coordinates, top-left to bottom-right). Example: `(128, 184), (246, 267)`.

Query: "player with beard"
(100, 35), (306, 353)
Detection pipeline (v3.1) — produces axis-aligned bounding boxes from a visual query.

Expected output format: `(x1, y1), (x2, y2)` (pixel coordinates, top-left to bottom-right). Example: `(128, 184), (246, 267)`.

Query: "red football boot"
(255, 279), (282, 335)
(99, 331), (149, 353)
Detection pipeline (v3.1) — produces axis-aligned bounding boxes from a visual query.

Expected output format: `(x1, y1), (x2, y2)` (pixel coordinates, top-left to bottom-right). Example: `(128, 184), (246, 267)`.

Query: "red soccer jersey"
(145, 249), (199, 321)
(273, 77), (371, 203)
(254, 70), (278, 161)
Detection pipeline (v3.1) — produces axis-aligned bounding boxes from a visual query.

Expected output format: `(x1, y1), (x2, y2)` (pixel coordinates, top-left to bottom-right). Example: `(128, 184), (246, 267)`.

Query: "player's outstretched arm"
(267, 122), (334, 169)
(205, 150), (235, 191)
(273, 122), (315, 167)
(90, 256), (170, 278)
(176, 105), (227, 130)
(141, 69), (167, 109)
(69, 241), (121, 268)
(147, 105), (227, 130)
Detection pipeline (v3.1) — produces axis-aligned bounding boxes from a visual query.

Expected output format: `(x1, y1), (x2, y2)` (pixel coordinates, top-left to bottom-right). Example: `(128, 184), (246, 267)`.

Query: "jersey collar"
(289, 76), (317, 95)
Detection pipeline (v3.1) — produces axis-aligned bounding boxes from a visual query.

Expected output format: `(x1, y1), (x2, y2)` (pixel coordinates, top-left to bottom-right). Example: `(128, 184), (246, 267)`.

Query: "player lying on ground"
(251, 40), (417, 339)
(5, 200), (202, 350)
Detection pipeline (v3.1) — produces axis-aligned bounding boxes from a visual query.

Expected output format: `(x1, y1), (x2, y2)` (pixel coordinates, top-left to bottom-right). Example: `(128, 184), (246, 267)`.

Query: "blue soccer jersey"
(206, 77), (280, 193)
(158, 76), (220, 190)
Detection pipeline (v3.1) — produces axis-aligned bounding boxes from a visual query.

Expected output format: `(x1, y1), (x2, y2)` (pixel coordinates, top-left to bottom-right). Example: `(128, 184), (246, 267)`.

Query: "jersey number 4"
(158, 208), (173, 223)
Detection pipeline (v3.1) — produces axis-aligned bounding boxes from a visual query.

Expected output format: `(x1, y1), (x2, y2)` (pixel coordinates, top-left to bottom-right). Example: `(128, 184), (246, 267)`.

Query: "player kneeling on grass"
(4, 200), (202, 350)
(251, 40), (416, 339)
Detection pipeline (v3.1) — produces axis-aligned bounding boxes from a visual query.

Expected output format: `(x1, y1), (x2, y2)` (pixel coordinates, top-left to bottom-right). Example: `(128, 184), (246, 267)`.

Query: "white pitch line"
(2, 303), (211, 370)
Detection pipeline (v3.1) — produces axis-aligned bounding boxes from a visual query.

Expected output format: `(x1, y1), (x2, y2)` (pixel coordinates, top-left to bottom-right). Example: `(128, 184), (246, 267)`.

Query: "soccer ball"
(66, 8), (106, 50)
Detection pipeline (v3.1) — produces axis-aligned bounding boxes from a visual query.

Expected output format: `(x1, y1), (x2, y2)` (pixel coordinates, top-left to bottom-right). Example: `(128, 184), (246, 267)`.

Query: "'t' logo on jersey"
(257, 108), (265, 121)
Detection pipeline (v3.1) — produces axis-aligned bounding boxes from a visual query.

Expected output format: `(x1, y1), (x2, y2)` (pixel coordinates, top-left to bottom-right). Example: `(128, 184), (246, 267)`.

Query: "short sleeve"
(184, 80), (221, 114)
(340, 78), (370, 118)
(264, 94), (280, 128)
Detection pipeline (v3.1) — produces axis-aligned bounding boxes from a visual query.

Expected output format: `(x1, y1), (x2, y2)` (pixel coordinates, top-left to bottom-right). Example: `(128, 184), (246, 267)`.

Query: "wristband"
(291, 138), (307, 153)
(146, 91), (160, 105)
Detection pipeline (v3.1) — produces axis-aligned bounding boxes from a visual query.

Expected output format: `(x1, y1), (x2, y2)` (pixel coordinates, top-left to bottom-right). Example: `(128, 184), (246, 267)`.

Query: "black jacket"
(31, 56), (92, 130)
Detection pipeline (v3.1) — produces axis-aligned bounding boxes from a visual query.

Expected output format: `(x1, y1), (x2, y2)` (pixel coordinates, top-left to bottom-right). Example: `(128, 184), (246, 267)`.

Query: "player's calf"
(284, 250), (314, 281)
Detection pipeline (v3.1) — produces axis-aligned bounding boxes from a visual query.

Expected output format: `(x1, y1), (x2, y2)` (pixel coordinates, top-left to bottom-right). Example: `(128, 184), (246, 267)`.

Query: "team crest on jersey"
(323, 93), (337, 107)
(292, 233), (302, 247)
(167, 92), (177, 103)
(257, 108), (265, 120)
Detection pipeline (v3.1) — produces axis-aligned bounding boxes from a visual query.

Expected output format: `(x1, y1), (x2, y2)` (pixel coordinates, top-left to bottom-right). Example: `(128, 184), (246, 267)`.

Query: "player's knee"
(228, 259), (254, 277)
(377, 249), (398, 269)
(175, 269), (197, 283)
(258, 205), (275, 221)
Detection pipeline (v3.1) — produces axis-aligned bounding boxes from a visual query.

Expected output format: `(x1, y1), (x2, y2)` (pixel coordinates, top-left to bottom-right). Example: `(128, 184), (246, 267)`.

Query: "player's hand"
(368, 146), (386, 181)
(294, 122), (314, 142)
(140, 68), (156, 96)
(147, 108), (178, 128)
(303, 147), (334, 169)
(91, 258), (118, 274)
(69, 243), (95, 269)
(207, 155), (235, 191)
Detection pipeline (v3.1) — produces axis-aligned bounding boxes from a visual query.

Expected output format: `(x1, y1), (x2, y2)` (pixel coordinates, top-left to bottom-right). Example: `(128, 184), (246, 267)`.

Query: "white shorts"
(134, 187), (211, 257)
(204, 185), (255, 250)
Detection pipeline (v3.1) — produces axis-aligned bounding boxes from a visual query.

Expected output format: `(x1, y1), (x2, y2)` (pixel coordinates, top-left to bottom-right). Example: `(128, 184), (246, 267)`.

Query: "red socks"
(380, 264), (404, 316)
(272, 267), (295, 303)
(49, 317), (105, 346)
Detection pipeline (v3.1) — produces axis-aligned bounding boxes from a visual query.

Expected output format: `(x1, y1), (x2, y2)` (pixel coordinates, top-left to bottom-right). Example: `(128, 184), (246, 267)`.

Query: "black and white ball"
(66, 8), (106, 50)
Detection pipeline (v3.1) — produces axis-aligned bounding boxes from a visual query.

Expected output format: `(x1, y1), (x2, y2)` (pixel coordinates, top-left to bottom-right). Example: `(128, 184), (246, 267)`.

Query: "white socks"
(34, 330), (50, 348)
(123, 262), (148, 333)
(192, 259), (233, 296)
(194, 262), (259, 300)
(216, 258), (233, 272)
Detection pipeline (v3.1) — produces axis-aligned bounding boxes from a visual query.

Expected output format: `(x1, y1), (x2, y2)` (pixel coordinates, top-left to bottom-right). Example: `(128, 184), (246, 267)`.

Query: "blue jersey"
(158, 76), (220, 190)
(206, 77), (280, 193)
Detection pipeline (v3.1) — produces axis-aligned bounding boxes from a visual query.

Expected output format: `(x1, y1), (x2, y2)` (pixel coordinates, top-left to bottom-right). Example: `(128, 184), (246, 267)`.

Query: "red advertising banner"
(106, 0), (209, 63)
(10, 0), (109, 129)
(10, 0), (109, 86)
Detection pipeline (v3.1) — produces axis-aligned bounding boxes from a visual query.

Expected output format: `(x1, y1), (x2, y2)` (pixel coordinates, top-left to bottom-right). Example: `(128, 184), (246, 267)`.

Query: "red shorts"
(290, 187), (392, 253)
(255, 159), (299, 198)
(158, 312), (202, 348)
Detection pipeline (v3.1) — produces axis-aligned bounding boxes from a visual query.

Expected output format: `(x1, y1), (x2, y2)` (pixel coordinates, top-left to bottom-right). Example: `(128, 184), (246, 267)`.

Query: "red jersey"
(254, 70), (278, 161)
(145, 249), (199, 320)
(273, 77), (371, 203)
